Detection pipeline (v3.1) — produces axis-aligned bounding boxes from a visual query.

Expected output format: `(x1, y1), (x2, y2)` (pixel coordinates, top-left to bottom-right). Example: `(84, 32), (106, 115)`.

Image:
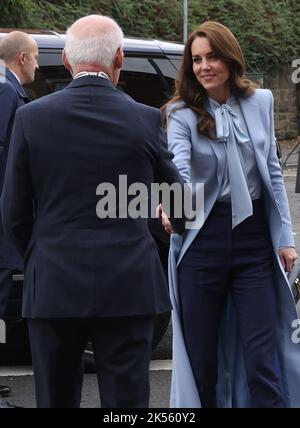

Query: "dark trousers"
(28, 315), (154, 408)
(0, 268), (13, 318)
(178, 199), (283, 408)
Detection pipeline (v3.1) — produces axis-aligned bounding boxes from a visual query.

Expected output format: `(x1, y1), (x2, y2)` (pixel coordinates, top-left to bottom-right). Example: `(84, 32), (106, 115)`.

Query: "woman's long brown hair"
(162, 21), (256, 138)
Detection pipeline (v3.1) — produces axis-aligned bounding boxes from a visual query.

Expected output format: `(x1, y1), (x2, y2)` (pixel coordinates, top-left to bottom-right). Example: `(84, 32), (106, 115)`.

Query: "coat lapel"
(239, 96), (276, 201)
(240, 95), (281, 245)
(239, 97), (266, 156)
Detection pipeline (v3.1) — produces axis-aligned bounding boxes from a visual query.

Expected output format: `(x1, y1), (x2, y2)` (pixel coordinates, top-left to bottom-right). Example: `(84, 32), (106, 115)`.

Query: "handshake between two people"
(155, 185), (204, 235)
(156, 204), (176, 235)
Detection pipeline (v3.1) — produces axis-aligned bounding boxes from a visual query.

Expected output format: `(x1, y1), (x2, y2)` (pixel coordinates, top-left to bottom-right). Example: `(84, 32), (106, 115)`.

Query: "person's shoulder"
(111, 86), (159, 115)
(135, 100), (160, 117)
(166, 100), (187, 114)
(0, 80), (18, 101)
(14, 91), (64, 126)
(166, 100), (197, 125)
(249, 88), (273, 104)
(124, 94), (162, 120)
(18, 90), (64, 114)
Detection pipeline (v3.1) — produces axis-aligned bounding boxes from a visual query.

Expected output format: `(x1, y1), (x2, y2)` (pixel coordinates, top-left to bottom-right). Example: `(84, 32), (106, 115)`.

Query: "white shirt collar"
(74, 71), (110, 81)
(9, 69), (22, 85)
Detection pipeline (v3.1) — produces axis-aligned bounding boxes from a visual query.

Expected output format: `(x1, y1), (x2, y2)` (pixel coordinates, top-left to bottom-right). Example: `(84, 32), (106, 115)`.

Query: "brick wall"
(266, 67), (299, 140)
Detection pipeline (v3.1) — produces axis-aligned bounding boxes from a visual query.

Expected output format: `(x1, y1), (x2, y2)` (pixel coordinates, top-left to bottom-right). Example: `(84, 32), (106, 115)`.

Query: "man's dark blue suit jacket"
(0, 68), (30, 316)
(1, 75), (184, 318)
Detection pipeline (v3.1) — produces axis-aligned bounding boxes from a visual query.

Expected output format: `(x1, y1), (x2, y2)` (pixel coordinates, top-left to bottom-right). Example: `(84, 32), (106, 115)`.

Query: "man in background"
(0, 31), (38, 407)
(1, 15), (184, 408)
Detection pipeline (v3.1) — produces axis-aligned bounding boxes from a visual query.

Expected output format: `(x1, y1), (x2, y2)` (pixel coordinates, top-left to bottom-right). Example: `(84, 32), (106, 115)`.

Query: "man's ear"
(62, 49), (73, 74)
(114, 47), (123, 70)
(18, 51), (26, 65)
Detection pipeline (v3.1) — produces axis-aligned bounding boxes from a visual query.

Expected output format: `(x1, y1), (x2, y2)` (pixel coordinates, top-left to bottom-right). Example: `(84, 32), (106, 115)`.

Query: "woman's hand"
(278, 247), (298, 273)
(156, 204), (175, 234)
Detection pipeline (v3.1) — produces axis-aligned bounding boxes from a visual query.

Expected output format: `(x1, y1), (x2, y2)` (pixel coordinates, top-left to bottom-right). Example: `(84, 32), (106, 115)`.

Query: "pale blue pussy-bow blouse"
(207, 96), (262, 228)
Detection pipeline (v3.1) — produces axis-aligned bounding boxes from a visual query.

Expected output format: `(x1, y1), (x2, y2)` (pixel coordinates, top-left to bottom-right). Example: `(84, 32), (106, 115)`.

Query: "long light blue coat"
(167, 89), (300, 408)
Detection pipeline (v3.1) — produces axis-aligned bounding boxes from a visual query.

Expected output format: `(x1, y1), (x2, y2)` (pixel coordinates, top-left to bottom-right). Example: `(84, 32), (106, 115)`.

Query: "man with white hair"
(1, 15), (184, 408)
(0, 31), (38, 407)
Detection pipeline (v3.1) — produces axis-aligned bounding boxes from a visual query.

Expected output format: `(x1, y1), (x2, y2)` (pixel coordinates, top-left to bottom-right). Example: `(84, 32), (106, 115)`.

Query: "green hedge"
(0, 0), (299, 73)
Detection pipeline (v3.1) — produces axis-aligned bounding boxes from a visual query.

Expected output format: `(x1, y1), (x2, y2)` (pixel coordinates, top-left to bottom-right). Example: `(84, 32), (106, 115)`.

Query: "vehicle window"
(120, 57), (175, 107)
(37, 49), (65, 67)
(166, 57), (182, 73)
(24, 65), (70, 99)
(118, 71), (174, 108)
(24, 56), (177, 108)
(152, 58), (178, 79)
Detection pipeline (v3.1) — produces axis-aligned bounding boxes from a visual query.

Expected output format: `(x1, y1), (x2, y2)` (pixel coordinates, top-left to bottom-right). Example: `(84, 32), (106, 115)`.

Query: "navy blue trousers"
(28, 315), (154, 408)
(178, 199), (283, 408)
(0, 268), (13, 318)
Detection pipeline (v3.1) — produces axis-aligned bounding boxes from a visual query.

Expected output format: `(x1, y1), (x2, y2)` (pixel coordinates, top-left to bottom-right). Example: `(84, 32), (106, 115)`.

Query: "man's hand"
(278, 247), (298, 273)
(156, 204), (175, 234)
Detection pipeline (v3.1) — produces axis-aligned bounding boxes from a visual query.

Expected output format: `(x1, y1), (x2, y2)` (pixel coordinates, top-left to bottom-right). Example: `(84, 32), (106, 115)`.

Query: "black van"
(0, 29), (184, 364)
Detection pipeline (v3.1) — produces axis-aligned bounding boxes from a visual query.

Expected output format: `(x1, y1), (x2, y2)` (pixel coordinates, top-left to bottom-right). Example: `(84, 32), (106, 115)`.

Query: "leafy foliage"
(188, 0), (300, 73)
(0, 0), (299, 73)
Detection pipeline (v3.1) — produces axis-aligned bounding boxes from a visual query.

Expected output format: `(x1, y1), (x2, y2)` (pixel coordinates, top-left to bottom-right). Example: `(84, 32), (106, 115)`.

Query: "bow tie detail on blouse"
(214, 104), (250, 145)
(213, 102), (253, 228)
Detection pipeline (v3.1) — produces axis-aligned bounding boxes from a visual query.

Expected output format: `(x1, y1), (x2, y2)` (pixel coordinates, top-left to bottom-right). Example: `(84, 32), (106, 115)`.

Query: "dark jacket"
(0, 68), (30, 195)
(1, 76), (184, 318)
(0, 68), (30, 316)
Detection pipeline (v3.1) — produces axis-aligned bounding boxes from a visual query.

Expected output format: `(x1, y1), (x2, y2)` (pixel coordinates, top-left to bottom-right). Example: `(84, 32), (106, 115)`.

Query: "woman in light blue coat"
(161, 22), (299, 408)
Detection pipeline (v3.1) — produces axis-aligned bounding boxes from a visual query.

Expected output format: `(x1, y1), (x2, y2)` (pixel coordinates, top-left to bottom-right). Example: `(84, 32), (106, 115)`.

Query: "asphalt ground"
(0, 363), (172, 408)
